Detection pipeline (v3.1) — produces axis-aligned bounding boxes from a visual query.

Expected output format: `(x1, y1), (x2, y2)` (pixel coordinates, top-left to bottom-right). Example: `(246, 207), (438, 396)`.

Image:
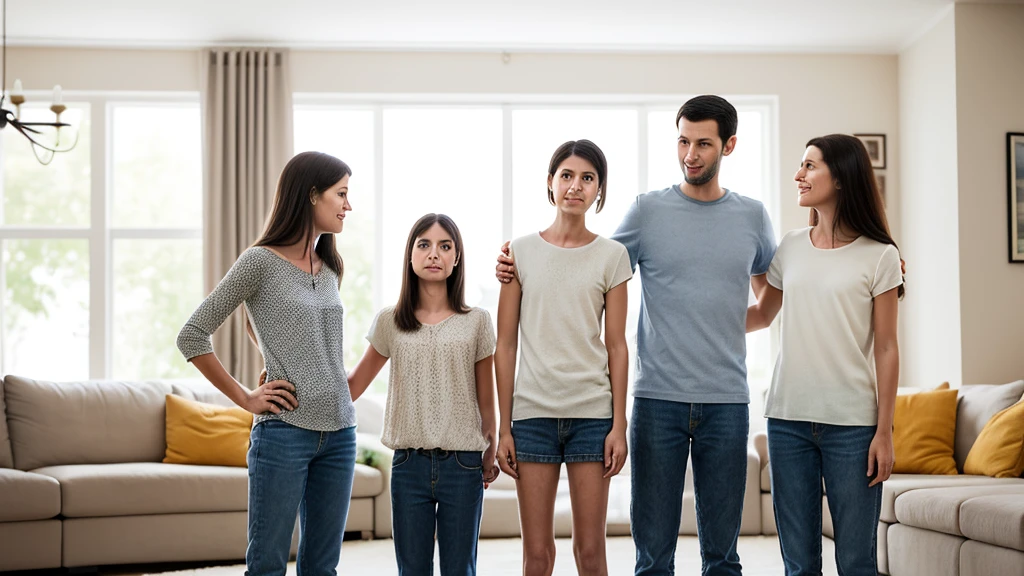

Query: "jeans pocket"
(454, 451), (483, 470)
(392, 448), (411, 468)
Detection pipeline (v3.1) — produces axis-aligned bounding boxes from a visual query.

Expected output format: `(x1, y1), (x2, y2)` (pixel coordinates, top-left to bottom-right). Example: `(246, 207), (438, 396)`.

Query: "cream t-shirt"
(367, 306), (495, 451)
(510, 233), (633, 420)
(765, 227), (903, 426)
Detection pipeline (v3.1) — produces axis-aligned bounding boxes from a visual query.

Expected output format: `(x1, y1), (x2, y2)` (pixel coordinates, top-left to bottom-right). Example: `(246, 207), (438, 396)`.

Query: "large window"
(0, 95), (203, 381)
(294, 97), (778, 397)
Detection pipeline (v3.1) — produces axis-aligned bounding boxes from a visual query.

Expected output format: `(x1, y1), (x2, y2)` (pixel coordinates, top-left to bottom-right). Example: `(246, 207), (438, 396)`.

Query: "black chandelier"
(0, 0), (79, 165)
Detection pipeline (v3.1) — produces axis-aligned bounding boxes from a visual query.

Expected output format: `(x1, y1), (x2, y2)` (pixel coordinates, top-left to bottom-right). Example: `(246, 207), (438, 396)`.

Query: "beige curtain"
(200, 48), (293, 388)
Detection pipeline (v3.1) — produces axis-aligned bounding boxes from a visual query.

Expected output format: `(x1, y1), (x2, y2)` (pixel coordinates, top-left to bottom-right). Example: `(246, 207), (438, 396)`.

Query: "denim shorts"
(511, 417), (612, 464)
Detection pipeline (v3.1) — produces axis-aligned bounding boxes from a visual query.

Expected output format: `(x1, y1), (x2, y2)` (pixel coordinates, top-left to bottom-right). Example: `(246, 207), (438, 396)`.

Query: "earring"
(311, 198), (317, 205)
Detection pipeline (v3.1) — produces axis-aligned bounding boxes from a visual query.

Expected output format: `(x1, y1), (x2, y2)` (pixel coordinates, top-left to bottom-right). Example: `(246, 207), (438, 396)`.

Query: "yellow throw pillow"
(164, 394), (253, 467)
(964, 400), (1024, 478)
(892, 385), (959, 475)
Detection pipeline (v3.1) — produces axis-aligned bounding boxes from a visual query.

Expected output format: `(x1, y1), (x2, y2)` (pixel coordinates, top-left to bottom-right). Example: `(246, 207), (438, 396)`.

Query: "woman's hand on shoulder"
(495, 241), (516, 284)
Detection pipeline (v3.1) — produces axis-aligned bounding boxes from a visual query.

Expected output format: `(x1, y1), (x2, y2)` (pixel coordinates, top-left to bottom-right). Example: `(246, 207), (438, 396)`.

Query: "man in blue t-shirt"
(497, 95), (776, 575)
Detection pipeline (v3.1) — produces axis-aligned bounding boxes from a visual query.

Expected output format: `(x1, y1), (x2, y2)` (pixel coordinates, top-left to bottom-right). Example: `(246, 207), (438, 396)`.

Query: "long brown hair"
(395, 213), (470, 331)
(807, 134), (905, 298)
(254, 151), (351, 286)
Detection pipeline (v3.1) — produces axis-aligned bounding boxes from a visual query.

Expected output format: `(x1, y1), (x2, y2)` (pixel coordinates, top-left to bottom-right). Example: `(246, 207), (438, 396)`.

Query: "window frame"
(0, 91), (202, 379)
(293, 94), (781, 397)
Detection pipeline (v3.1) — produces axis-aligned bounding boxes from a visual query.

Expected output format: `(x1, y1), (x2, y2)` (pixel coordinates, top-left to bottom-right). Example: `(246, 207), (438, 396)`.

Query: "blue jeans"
(766, 419), (882, 576)
(630, 398), (749, 576)
(391, 448), (485, 576)
(246, 420), (357, 576)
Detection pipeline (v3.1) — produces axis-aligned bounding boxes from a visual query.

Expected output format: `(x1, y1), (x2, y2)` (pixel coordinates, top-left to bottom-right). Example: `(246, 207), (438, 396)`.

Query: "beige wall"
(7, 47), (899, 240)
(6, 47), (199, 92)
(898, 10), (963, 387)
(293, 51), (900, 238)
(954, 3), (1024, 384)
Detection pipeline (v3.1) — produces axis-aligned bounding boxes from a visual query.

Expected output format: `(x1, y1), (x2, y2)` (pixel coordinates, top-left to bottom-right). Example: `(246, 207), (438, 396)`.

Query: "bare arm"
(494, 278), (522, 478)
(190, 353), (296, 415)
(347, 344), (388, 402)
(750, 273), (768, 302)
(868, 287), (899, 487)
(475, 355), (499, 484)
(747, 279), (783, 332)
(603, 281), (629, 478)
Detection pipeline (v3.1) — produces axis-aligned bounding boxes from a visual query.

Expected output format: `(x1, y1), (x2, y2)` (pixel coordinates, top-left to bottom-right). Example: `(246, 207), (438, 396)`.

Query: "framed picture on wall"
(855, 134), (886, 169)
(1008, 132), (1024, 263)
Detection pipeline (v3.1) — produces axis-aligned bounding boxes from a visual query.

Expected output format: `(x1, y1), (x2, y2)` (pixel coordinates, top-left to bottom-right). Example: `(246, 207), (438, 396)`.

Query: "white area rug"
(143, 536), (839, 575)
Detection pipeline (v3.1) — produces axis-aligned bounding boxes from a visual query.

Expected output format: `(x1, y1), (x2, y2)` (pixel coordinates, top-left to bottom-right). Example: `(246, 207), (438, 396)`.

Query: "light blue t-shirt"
(612, 186), (776, 404)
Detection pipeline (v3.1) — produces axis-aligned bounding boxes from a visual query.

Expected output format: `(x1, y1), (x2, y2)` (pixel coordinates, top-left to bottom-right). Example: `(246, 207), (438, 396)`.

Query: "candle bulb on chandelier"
(11, 79), (23, 97)
(52, 85), (63, 106)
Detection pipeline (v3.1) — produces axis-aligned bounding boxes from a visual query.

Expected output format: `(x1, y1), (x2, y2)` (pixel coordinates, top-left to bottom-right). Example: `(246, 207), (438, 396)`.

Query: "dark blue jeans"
(767, 418), (882, 576)
(630, 398), (749, 576)
(246, 420), (357, 576)
(391, 448), (485, 576)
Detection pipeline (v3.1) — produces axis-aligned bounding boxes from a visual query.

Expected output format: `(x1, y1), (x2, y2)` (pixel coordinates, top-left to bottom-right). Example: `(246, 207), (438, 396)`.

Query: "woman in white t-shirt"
(747, 134), (904, 576)
(347, 213), (498, 576)
(495, 140), (631, 576)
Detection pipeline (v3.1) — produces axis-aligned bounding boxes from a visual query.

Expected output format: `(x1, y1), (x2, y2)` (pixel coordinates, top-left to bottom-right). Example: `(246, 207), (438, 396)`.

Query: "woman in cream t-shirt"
(747, 134), (904, 576)
(495, 139), (631, 576)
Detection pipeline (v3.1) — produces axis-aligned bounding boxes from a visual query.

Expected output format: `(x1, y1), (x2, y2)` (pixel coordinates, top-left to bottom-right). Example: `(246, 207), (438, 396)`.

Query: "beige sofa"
(754, 380), (1024, 576)
(0, 375), (392, 572)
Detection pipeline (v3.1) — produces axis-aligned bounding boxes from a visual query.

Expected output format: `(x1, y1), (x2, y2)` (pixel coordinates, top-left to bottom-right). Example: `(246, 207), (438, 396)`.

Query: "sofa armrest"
(356, 432), (393, 538)
(752, 431), (768, 473)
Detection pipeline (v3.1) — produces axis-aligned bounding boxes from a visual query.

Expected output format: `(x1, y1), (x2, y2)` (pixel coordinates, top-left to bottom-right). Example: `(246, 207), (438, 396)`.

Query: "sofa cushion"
(0, 377), (12, 468)
(5, 377), (178, 470)
(958, 540), (1024, 576)
(164, 394), (252, 467)
(894, 484), (1024, 539)
(955, 381), (1024, 472)
(32, 461), (384, 517)
(0, 468), (60, 521)
(892, 386), (959, 475)
(964, 399), (1024, 478)
(879, 473), (1024, 523)
(959, 491), (1024, 551)
(33, 463), (249, 517)
(351, 462), (385, 498)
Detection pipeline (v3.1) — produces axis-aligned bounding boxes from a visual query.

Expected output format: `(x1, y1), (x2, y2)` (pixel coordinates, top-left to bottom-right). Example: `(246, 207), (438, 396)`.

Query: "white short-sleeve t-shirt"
(509, 233), (633, 420)
(765, 227), (903, 426)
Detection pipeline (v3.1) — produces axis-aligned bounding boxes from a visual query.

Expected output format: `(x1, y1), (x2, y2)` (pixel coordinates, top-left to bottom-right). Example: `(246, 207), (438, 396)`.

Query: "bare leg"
(515, 462), (561, 576)
(567, 462), (610, 576)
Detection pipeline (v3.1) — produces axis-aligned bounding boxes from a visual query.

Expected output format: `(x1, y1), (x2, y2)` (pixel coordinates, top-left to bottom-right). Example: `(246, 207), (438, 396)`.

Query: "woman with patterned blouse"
(177, 151), (358, 576)
(348, 213), (498, 576)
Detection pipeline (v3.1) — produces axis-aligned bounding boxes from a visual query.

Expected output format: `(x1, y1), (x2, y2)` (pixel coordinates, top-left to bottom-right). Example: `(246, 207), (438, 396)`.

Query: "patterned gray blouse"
(176, 246), (356, 431)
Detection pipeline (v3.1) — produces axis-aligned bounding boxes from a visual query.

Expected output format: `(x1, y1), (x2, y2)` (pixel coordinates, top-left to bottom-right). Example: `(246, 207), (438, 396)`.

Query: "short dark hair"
(676, 95), (738, 145)
(546, 139), (608, 213)
(807, 134), (905, 299)
(394, 213), (470, 331)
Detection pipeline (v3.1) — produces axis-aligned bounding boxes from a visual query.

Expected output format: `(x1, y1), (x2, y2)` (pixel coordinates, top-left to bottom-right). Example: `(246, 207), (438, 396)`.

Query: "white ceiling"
(0, 0), (999, 54)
